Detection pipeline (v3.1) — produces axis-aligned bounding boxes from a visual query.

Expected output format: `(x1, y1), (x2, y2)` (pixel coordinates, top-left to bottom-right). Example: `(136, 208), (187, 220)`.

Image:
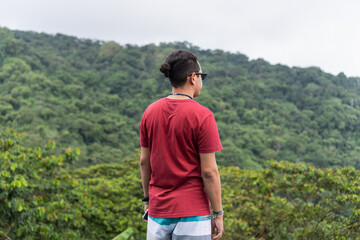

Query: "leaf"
(20, 176), (28, 187)
(1, 170), (9, 177)
(16, 180), (21, 188)
(10, 163), (18, 171)
(18, 204), (23, 212)
(112, 228), (134, 240)
(40, 206), (45, 215)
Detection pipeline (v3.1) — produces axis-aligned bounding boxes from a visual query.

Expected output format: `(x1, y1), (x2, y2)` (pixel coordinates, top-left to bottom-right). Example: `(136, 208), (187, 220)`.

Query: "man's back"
(140, 97), (222, 218)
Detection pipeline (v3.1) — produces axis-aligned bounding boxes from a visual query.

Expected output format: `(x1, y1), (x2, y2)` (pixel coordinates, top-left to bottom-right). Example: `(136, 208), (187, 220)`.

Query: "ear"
(189, 73), (196, 85)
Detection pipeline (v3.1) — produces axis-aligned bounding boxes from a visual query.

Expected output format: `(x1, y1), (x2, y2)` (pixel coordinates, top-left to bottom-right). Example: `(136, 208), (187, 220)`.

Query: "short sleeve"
(140, 114), (148, 147)
(197, 114), (223, 153)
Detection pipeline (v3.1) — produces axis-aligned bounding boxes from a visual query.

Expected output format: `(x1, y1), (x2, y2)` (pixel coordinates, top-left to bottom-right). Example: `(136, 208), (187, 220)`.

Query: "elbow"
(140, 156), (150, 168)
(140, 158), (148, 167)
(201, 168), (219, 180)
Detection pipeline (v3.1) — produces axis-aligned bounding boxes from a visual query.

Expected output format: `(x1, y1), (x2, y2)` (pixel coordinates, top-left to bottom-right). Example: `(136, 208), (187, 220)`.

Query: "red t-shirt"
(140, 97), (222, 218)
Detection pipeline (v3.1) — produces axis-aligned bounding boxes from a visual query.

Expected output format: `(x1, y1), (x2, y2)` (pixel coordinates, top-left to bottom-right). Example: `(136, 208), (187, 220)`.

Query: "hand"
(143, 204), (149, 222)
(211, 214), (223, 239)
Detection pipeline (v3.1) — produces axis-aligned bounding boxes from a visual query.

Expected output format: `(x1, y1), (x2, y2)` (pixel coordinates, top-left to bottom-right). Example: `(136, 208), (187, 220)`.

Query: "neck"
(169, 87), (194, 99)
(169, 92), (193, 99)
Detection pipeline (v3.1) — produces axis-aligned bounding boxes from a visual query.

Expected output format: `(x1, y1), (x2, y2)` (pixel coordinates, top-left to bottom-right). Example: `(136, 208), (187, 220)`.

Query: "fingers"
(212, 228), (223, 240)
(212, 233), (222, 240)
(211, 217), (224, 239)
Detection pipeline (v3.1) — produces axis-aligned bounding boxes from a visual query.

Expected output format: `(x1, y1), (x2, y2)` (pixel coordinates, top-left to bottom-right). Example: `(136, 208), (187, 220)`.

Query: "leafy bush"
(0, 129), (82, 239)
(221, 161), (360, 239)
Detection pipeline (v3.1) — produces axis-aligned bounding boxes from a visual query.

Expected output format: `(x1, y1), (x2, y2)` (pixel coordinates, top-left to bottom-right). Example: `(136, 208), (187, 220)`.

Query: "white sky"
(0, 0), (359, 77)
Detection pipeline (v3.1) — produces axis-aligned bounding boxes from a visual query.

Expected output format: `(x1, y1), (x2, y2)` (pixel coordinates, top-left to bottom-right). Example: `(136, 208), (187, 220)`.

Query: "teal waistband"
(149, 215), (211, 225)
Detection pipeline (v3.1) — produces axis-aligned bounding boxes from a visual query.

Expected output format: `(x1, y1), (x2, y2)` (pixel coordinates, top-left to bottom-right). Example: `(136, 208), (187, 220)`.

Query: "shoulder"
(143, 98), (166, 114)
(183, 101), (214, 123)
(149, 98), (166, 108)
(190, 101), (213, 116)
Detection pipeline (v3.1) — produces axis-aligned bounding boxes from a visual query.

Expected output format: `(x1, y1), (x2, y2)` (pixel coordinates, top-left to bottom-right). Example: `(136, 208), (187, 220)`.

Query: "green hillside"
(2, 130), (360, 239)
(1, 27), (360, 169)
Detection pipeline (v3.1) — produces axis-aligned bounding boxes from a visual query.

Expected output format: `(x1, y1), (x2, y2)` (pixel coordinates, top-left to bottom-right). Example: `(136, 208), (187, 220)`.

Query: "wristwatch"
(142, 196), (149, 204)
(212, 209), (224, 218)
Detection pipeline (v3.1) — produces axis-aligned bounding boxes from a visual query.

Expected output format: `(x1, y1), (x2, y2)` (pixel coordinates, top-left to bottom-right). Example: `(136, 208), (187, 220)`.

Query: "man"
(140, 50), (223, 240)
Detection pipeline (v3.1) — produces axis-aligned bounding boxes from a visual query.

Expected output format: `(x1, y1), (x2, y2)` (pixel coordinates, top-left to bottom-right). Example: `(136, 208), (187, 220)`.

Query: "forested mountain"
(2, 27), (360, 239)
(1, 27), (360, 169)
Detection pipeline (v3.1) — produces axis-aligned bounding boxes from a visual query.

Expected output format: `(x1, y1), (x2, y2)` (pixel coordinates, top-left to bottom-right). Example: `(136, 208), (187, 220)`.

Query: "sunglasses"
(189, 72), (207, 82)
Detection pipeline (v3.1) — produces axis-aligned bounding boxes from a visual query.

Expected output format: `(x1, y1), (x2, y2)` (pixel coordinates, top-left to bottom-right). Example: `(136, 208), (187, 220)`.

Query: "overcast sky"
(1, 0), (359, 77)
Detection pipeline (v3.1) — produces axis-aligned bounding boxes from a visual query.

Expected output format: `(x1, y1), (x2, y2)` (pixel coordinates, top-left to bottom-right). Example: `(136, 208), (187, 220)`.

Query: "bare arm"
(200, 152), (223, 239)
(200, 152), (222, 211)
(140, 147), (151, 213)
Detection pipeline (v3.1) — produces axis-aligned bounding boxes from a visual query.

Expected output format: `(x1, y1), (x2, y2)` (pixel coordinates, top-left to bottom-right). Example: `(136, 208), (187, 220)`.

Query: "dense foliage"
(0, 129), (143, 239)
(1, 27), (360, 169)
(222, 162), (360, 239)
(0, 129), (83, 239)
(2, 130), (360, 239)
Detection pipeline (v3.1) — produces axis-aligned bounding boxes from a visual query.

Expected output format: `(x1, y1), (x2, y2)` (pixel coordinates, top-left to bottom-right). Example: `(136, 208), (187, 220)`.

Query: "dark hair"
(160, 50), (200, 88)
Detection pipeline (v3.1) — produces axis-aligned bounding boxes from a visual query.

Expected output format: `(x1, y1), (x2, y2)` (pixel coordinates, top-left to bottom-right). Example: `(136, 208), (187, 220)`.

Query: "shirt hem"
(149, 210), (211, 219)
(198, 146), (223, 154)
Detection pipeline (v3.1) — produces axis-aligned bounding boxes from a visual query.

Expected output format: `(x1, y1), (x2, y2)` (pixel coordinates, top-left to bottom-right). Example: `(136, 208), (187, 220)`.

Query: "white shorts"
(147, 214), (212, 240)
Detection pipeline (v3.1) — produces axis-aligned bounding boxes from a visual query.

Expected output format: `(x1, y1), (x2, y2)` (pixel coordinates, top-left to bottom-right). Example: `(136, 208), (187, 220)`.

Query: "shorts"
(147, 214), (212, 240)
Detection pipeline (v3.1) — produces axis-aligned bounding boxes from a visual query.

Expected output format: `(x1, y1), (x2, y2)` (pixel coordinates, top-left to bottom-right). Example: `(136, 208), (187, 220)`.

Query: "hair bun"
(160, 63), (171, 77)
